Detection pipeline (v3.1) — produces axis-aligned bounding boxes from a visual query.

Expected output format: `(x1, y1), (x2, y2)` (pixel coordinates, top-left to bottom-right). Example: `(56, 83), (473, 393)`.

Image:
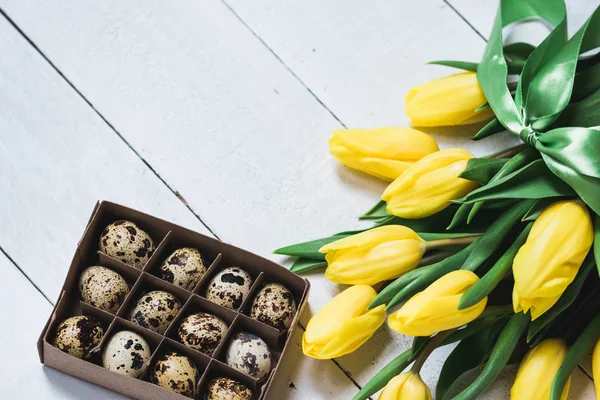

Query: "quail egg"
(226, 332), (272, 380)
(177, 312), (228, 354)
(79, 266), (129, 313)
(159, 248), (207, 290)
(151, 351), (199, 397)
(205, 267), (253, 309)
(99, 220), (155, 269)
(102, 330), (151, 378)
(204, 377), (253, 400)
(250, 283), (297, 330)
(53, 316), (104, 359)
(128, 290), (182, 334)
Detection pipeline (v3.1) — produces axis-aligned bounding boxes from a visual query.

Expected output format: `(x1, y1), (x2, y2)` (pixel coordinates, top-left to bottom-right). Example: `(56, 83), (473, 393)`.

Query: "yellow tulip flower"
(379, 372), (432, 400)
(511, 339), (570, 400)
(593, 339), (600, 399)
(388, 270), (486, 336)
(320, 225), (426, 285)
(329, 127), (439, 181)
(302, 285), (386, 359)
(405, 72), (494, 127)
(381, 148), (479, 219)
(512, 200), (593, 320)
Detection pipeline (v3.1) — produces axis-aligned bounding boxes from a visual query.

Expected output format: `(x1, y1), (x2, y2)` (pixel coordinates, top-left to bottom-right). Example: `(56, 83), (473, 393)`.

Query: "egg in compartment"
(151, 351), (200, 397)
(99, 220), (155, 269)
(128, 290), (182, 334)
(177, 312), (228, 355)
(225, 332), (272, 380)
(102, 330), (151, 378)
(205, 267), (253, 309)
(159, 247), (207, 290)
(204, 377), (253, 400)
(53, 316), (104, 359)
(250, 283), (297, 330)
(79, 266), (130, 313)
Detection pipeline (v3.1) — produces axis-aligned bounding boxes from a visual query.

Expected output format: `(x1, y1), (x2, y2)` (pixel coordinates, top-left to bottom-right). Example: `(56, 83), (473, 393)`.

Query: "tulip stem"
(411, 329), (456, 374)
(490, 144), (528, 159)
(480, 305), (514, 318)
(426, 236), (480, 250)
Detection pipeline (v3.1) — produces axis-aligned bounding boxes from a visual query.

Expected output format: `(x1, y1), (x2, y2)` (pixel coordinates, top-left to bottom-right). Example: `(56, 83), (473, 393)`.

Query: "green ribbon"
(478, 0), (600, 214)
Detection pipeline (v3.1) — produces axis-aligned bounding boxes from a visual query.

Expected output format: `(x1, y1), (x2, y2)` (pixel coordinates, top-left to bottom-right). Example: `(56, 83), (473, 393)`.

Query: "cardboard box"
(38, 201), (310, 399)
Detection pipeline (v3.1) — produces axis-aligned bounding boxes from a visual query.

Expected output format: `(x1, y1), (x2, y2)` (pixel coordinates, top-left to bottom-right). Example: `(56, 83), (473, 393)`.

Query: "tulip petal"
(317, 305), (386, 359)
(320, 225), (422, 253)
(511, 339), (569, 400)
(379, 372), (432, 400)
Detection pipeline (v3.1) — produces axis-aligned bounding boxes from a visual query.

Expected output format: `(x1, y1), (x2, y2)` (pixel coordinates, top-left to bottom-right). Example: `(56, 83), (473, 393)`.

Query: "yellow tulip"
(593, 339), (600, 399)
(388, 270), (486, 336)
(379, 372), (432, 400)
(405, 72), (494, 127)
(511, 339), (571, 400)
(512, 200), (593, 320)
(381, 149), (479, 219)
(302, 285), (386, 359)
(329, 127), (439, 181)
(320, 225), (426, 285)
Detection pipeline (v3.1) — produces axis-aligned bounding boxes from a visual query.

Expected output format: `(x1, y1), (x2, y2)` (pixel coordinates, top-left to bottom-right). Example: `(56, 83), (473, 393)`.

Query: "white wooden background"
(0, 0), (597, 398)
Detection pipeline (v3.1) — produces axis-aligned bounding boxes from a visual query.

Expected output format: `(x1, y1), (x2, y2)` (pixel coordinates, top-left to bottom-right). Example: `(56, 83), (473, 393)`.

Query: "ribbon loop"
(519, 127), (538, 147)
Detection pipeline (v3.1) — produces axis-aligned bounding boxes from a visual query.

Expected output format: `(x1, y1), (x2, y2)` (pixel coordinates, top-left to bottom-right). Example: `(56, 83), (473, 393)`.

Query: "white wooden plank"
(0, 15), (210, 303)
(0, 0), (593, 398)
(447, 0), (599, 40)
(0, 251), (126, 399)
(0, 13), (355, 399)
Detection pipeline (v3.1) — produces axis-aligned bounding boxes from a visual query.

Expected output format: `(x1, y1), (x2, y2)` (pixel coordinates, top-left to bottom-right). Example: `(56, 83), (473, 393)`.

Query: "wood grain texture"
(0, 251), (127, 399)
(0, 0), (595, 397)
(0, 13), (358, 399)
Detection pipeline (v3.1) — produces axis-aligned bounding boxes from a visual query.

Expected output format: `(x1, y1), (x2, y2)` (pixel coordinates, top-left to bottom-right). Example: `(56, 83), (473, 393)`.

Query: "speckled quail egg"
(99, 220), (155, 269)
(226, 332), (272, 380)
(151, 351), (199, 397)
(159, 248), (207, 291)
(204, 377), (253, 400)
(250, 283), (297, 330)
(79, 266), (130, 313)
(177, 312), (228, 354)
(102, 330), (151, 378)
(128, 290), (182, 334)
(53, 316), (104, 359)
(205, 267), (253, 309)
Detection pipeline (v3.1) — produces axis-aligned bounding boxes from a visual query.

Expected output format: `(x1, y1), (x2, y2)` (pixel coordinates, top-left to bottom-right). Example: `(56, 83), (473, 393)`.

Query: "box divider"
(116, 271), (149, 319)
(239, 272), (265, 315)
(193, 253), (223, 295)
(163, 294), (196, 339)
(142, 230), (173, 273)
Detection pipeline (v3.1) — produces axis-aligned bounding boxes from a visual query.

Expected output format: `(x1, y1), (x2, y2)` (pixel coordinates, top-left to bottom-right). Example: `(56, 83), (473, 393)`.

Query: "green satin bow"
(478, 0), (600, 214)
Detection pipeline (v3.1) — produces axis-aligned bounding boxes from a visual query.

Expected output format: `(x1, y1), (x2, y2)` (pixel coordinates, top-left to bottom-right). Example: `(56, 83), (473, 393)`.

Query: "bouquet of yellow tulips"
(276, 0), (600, 399)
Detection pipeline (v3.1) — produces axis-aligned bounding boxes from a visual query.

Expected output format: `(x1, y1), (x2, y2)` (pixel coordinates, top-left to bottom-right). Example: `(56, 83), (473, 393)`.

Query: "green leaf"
(594, 215), (600, 275)
(456, 159), (575, 204)
(447, 203), (475, 230)
(550, 314), (600, 400)
(385, 244), (475, 310)
(460, 200), (534, 273)
(359, 200), (388, 220)
(274, 233), (350, 259)
(521, 198), (557, 221)
(450, 312), (530, 400)
(460, 158), (508, 185)
(428, 60), (478, 72)
(471, 118), (506, 141)
(459, 223), (532, 310)
(290, 258), (327, 274)
(465, 147), (539, 222)
(528, 255), (595, 342)
(437, 323), (503, 400)
(352, 349), (412, 400)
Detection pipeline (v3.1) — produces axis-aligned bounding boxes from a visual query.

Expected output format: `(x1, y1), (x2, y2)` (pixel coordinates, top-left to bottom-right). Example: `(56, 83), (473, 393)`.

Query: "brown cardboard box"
(38, 201), (310, 400)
